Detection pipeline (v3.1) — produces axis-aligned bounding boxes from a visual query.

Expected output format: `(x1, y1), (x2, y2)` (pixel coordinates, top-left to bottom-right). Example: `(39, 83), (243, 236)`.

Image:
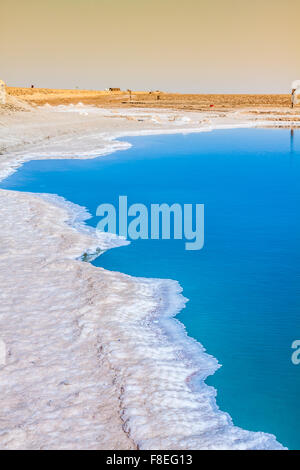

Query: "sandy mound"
(0, 94), (33, 115)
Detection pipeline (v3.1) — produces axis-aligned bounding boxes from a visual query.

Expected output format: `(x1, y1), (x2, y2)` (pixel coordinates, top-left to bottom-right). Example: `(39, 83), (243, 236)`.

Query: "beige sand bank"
(6, 87), (297, 111)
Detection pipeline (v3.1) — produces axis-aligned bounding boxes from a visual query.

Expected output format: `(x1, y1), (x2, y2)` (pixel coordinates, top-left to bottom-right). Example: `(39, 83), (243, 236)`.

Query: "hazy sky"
(1, 0), (299, 92)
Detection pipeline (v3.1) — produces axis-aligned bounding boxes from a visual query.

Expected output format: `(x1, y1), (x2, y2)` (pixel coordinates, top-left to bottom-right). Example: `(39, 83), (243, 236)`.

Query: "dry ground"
(6, 87), (294, 112)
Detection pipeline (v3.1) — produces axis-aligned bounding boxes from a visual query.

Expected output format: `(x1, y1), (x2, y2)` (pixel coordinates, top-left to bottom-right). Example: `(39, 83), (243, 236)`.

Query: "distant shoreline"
(6, 87), (297, 111)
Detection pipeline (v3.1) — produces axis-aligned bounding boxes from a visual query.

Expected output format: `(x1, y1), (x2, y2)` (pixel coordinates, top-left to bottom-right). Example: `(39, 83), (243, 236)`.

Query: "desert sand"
(6, 86), (296, 111)
(0, 89), (298, 450)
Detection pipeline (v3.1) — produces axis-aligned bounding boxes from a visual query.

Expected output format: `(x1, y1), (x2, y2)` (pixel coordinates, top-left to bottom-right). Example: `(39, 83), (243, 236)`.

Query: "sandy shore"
(0, 93), (298, 449)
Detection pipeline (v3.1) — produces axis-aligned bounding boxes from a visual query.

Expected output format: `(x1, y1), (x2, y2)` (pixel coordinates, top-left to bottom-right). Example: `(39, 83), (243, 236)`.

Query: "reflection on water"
(290, 128), (294, 155)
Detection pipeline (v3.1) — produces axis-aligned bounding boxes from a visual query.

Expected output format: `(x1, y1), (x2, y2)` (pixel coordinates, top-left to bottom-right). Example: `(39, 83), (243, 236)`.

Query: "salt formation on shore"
(0, 80), (6, 105)
(0, 190), (135, 449)
(0, 103), (291, 449)
(291, 80), (300, 107)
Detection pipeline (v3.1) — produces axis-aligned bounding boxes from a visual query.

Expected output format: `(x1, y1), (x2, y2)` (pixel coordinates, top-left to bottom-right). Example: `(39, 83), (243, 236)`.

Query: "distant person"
(291, 89), (296, 108)
(31, 85), (34, 89)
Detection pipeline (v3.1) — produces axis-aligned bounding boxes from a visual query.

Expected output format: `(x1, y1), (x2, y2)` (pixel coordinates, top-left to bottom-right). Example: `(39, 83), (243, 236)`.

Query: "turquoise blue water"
(1, 129), (300, 449)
